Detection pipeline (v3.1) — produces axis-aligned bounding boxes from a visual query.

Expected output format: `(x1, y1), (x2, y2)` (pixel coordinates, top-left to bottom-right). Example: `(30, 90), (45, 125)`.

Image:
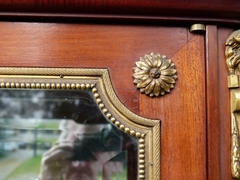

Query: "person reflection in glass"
(38, 120), (125, 180)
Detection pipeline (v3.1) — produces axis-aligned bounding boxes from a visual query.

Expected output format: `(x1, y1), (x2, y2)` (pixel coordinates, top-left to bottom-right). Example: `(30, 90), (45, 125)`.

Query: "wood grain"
(7, 20), (240, 180)
(218, 28), (233, 180)
(139, 34), (206, 179)
(0, 22), (187, 113)
(206, 25), (220, 180)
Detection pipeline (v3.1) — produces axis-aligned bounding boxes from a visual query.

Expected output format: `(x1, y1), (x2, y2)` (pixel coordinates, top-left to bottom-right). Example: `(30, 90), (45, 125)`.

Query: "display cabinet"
(0, 1), (240, 180)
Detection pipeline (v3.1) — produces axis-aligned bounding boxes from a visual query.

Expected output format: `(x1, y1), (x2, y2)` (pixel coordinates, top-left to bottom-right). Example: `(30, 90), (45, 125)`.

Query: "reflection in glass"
(0, 89), (138, 180)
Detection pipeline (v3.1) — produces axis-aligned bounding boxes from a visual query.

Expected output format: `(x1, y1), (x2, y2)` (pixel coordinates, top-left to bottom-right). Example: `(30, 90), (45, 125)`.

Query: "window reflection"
(0, 89), (138, 180)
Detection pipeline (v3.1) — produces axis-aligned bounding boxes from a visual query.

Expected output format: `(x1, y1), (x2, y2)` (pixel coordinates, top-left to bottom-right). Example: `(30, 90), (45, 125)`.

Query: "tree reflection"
(0, 89), (138, 180)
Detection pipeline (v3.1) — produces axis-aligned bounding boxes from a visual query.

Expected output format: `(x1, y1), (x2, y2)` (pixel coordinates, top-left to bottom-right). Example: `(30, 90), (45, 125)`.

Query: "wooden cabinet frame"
(0, 1), (240, 180)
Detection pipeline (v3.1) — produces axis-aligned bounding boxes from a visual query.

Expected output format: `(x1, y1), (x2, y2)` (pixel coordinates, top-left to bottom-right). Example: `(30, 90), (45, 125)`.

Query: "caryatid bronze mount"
(226, 29), (240, 179)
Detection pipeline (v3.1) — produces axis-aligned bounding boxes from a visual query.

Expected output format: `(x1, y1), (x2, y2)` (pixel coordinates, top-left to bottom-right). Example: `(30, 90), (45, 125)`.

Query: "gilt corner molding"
(0, 67), (161, 180)
(133, 52), (177, 97)
(226, 29), (240, 179)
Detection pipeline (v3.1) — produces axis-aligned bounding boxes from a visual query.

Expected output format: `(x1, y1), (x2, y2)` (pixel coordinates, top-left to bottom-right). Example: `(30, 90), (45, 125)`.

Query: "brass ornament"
(226, 30), (240, 179)
(232, 113), (240, 179)
(189, 24), (206, 33)
(133, 53), (177, 97)
(226, 29), (240, 77)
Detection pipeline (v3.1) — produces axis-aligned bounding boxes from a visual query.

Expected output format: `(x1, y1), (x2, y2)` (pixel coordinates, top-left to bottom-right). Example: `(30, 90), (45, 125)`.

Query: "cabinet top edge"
(0, 0), (240, 26)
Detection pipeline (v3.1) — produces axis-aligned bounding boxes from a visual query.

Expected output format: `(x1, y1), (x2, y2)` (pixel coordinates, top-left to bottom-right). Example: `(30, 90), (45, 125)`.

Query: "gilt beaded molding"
(0, 67), (160, 180)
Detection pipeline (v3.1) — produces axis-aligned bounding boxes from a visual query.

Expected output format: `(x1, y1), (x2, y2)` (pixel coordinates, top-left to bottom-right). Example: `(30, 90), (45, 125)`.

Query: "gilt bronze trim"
(0, 67), (160, 180)
(133, 53), (177, 97)
(226, 30), (240, 179)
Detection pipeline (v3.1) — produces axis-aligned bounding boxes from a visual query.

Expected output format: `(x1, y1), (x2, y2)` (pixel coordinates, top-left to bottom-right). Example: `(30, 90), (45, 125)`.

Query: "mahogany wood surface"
(0, 22), (206, 180)
(218, 28), (233, 180)
(139, 34), (206, 180)
(0, 22), (188, 111)
(205, 27), (233, 180)
(0, 1), (240, 27)
(0, 0), (240, 21)
(206, 25), (220, 180)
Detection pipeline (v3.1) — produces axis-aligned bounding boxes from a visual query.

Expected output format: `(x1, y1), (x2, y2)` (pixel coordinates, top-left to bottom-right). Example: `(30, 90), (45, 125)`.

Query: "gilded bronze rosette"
(133, 53), (177, 97)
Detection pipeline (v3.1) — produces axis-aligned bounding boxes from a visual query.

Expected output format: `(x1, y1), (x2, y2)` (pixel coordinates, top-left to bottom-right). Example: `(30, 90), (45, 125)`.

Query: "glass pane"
(0, 89), (138, 180)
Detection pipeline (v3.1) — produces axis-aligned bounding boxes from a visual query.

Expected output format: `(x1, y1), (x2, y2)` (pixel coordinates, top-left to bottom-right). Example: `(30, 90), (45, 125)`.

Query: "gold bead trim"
(138, 137), (145, 179)
(91, 85), (146, 179)
(0, 82), (94, 90)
